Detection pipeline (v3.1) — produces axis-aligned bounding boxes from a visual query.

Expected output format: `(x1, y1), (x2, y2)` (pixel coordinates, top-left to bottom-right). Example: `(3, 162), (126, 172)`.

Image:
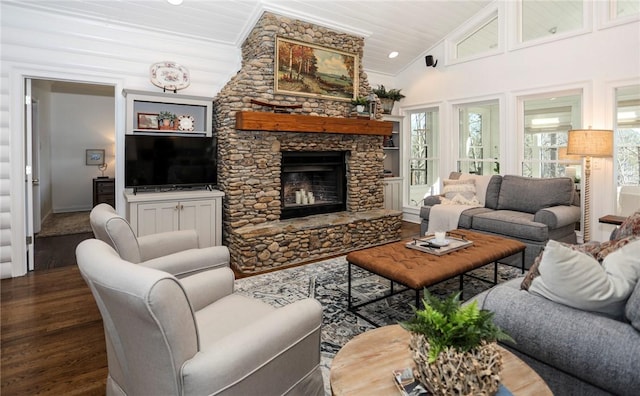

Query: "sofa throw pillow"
(520, 241), (601, 290)
(528, 239), (640, 319)
(442, 179), (476, 203)
(611, 210), (640, 240)
(459, 174), (494, 206)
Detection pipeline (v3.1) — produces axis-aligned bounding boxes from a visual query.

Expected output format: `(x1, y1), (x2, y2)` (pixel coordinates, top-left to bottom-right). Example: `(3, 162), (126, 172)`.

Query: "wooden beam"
(235, 111), (392, 136)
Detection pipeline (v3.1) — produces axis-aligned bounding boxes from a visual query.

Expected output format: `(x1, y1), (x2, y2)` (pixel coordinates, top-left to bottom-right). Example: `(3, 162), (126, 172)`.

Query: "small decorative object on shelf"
(401, 291), (514, 396)
(372, 85), (406, 114)
(351, 96), (369, 114)
(157, 111), (177, 130)
(137, 113), (159, 129)
(150, 61), (190, 93)
(177, 114), (195, 131)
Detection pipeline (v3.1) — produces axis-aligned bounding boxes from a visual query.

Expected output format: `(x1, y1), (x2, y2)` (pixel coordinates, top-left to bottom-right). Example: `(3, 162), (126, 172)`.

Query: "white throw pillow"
(459, 174), (493, 206)
(529, 240), (640, 318)
(442, 179), (476, 202)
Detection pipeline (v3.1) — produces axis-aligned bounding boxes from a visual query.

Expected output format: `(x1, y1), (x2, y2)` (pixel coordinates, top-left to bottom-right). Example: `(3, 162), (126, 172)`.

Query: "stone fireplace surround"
(214, 12), (402, 273)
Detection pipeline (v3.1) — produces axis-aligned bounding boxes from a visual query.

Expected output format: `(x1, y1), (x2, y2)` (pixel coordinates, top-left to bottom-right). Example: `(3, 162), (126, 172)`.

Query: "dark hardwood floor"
(1, 221), (420, 395)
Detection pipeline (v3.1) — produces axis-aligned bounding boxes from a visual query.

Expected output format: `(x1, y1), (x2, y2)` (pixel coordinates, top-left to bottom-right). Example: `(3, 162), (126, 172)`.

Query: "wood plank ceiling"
(6, 0), (490, 75)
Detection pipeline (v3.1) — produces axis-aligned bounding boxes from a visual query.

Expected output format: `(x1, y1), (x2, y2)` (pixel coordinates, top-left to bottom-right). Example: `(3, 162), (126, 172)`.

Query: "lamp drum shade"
(566, 129), (613, 157)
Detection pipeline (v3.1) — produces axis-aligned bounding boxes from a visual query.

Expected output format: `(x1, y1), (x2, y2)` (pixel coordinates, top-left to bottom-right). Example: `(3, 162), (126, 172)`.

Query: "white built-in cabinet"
(124, 190), (224, 247)
(382, 115), (404, 211)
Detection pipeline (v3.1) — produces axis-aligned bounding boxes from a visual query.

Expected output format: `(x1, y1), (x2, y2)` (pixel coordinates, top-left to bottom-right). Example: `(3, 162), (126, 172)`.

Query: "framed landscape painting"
(275, 37), (358, 101)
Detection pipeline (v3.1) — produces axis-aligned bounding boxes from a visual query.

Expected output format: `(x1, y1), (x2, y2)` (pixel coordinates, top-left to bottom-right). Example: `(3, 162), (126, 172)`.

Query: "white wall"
(392, 7), (640, 242)
(50, 91), (115, 212)
(1, 3), (243, 277)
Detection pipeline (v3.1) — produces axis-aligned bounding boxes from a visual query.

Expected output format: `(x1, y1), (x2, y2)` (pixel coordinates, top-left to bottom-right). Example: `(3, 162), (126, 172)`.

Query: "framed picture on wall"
(137, 113), (159, 129)
(86, 149), (105, 165)
(274, 37), (358, 101)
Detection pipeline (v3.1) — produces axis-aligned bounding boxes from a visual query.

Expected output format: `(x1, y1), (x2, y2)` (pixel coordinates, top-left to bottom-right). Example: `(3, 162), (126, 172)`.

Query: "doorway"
(27, 79), (116, 271)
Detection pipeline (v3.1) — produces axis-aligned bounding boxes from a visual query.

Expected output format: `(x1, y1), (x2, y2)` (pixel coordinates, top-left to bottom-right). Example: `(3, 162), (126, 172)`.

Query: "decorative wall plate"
(150, 61), (190, 91)
(178, 115), (195, 131)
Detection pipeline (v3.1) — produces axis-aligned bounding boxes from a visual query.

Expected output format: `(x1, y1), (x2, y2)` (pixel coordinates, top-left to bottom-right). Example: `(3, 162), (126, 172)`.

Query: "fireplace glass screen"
(280, 151), (347, 219)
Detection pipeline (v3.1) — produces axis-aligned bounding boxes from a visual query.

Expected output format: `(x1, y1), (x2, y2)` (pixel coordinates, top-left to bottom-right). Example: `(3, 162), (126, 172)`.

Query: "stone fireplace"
(214, 12), (402, 273)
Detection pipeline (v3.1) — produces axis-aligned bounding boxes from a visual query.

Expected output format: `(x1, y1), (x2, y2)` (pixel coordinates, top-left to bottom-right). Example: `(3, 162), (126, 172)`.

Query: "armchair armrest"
(141, 245), (230, 278)
(179, 267), (235, 311)
(137, 229), (199, 261)
(181, 299), (323, 395)
(534, 205), (581, 229)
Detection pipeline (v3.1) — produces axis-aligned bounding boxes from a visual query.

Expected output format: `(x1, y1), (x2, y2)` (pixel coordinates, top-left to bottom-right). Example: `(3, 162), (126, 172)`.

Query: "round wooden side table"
(330, 324), (552, 396)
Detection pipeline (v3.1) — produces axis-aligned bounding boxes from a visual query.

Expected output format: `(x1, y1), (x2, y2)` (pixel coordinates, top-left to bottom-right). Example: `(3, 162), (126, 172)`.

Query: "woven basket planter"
(409, 333), (503, 395)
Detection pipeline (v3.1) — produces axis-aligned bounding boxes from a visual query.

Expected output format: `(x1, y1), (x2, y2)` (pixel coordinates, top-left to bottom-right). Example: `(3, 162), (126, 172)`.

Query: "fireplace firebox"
(280, 151), (347, 219)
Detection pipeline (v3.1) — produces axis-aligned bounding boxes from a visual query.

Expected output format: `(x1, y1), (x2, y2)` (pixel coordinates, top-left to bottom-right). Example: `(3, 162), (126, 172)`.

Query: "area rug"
(37, 211), (92, 237)
(234, 256), (523, 395)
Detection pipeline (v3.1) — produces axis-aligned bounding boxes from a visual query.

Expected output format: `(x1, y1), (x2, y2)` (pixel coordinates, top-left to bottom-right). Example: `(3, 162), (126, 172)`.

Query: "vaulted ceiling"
(8, 0), (491, 75)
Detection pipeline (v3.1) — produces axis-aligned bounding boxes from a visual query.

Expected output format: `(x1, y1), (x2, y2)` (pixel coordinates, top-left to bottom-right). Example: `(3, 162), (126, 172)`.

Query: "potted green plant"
(372, 85), (405, 113)
(401, 291), (514, 395)
(158, 111), (177, 130)
(351, 96), (369, 113)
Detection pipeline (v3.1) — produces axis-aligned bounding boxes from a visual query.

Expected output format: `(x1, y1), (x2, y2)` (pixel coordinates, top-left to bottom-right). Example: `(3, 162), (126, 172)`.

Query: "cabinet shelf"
(123, 89), (213, 137)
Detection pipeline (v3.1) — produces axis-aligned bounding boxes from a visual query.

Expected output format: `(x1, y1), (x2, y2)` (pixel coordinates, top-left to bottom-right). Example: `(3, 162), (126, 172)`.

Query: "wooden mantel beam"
(235, 111), (392, 136)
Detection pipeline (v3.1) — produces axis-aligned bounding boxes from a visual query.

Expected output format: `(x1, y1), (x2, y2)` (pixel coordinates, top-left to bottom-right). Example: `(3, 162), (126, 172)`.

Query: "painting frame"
(275, 37), (358, 101)
(86, 149), (105, 166)
(137, 112), (159, 129)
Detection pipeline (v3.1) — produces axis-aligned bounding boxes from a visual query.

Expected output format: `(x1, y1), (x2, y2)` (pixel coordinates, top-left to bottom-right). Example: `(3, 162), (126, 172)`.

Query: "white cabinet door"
(137, 202), (180, 236)
(383, 178), (403, 211)
(179, 199), (217, 247)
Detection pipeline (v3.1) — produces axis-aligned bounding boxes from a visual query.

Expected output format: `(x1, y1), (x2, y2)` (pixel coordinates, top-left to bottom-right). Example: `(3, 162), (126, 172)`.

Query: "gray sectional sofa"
(473, 272), (640, 395)
(420, 173), (581, 268)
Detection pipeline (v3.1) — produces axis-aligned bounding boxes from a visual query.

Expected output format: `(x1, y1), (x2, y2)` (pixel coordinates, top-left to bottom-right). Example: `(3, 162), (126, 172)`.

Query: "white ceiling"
(9, 0), (491, 75)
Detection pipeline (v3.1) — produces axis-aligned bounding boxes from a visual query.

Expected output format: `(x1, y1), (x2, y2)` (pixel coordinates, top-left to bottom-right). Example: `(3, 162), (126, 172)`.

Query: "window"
(457, 101), (500, 175)
(408, 109), (439, 207)
(522, 92), (582, 179)
(448, 5), (502, 63)
(519, 0), (585, 44)
(456, 14), (499, 60)
(615, 85), (640, 216)
(612, 0), (640, 19)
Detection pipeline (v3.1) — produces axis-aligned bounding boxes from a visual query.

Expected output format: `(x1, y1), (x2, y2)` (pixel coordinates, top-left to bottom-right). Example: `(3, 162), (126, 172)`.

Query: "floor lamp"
(567, 128), (613, 242)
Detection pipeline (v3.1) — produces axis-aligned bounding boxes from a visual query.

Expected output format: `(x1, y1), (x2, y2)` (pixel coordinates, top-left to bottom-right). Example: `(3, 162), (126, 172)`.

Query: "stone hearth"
(214, 12), (402, 273)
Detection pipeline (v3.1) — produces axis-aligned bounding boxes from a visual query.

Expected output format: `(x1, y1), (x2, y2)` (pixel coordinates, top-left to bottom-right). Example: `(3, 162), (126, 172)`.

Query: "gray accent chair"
(76, 239), (325, 396)
(472, 277), (640, 395)
(90, 203), (229, 278)
(420, 173), (580, 268)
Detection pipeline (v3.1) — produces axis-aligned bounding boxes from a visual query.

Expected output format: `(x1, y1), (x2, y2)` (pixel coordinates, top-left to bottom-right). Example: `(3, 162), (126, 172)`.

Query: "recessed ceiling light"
(167, 0), (183, 5)
(388, 51), (399, 59)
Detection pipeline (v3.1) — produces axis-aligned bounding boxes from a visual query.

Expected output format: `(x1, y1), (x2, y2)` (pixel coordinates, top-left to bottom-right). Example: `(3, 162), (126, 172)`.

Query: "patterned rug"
(234, 256), (523, 394)
(37, 211), (92, 237)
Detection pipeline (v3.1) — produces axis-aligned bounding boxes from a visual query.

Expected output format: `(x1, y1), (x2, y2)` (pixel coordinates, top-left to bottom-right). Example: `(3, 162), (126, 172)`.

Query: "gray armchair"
(76, 239), (325, 396)
(90, 203), (229, 278)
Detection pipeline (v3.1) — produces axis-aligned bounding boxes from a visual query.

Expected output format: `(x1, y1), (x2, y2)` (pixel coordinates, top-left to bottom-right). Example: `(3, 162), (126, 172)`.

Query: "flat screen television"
(125, 135), (216, 190)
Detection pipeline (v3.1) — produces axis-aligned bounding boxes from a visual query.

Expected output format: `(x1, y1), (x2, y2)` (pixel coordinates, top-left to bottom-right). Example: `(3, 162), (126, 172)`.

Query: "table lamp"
(566, 128), (613, 242)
